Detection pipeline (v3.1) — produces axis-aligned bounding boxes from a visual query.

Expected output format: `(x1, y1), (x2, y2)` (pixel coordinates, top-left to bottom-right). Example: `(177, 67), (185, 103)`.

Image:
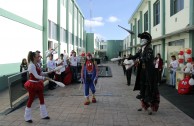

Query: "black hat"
(138, 32), (152, 42)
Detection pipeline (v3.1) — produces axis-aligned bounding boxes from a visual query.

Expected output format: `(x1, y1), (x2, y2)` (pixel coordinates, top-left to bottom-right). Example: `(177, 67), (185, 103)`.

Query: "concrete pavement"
(0, 62), (194, 126)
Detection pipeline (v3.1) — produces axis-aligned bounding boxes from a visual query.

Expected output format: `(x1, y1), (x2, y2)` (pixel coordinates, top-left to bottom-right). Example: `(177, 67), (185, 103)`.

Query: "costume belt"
(29, 80), (41, 83)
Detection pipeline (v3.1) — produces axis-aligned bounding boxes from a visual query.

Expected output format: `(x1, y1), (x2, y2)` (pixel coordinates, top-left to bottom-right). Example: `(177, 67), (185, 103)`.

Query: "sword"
(118, 25), (135, 35)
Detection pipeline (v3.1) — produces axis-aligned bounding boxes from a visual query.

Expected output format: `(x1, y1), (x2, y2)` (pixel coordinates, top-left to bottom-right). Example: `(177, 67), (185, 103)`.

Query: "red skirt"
(24, 80), (44, 91)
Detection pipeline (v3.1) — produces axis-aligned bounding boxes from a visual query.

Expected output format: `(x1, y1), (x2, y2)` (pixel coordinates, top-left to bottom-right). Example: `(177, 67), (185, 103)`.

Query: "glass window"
(153, 0), (160, 26)
(48, 20), (57, 40)
(153, 44), (162, 57)
(168, 39), (184, 47)
(138, 20), (141, 34)
(170, 0), (184, 16)
(51, 22), (57, 40)
(48, 20), (52, 38)
(144, 11), (148, 31)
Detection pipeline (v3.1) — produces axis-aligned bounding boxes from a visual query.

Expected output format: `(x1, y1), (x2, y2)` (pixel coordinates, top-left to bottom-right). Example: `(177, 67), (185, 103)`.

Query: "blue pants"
(170, 71), (176, 86)
(84, 80), (95, 97)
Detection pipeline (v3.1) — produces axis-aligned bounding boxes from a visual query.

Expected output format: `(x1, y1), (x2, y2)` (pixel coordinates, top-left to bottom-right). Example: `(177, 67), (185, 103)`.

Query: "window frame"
(144, 11), (148, 31)
(170, 0), (184, 16)
(153, 0), (160, 26)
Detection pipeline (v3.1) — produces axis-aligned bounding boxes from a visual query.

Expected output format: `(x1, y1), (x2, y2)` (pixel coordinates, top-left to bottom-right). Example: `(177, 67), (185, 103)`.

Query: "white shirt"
(63, 56), (68, 66)
(155, 59), (159, 68)
(28, 62), (45, 80)
(70, 56), (77, 66)
(64, 53), (69, 59)
(47, 59), (56, 72)
(56, 59), (65, 74)
(170, 60), (179, 72)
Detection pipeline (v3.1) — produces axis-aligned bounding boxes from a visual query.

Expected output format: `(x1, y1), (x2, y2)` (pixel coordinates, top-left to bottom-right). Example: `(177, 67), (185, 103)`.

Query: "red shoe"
(92, 97), (96, 103)
(84, 100), (90, 105)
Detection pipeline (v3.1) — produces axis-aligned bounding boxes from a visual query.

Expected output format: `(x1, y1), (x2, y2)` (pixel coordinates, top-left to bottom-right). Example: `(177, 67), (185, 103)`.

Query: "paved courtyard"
(0, 62), (194, 126)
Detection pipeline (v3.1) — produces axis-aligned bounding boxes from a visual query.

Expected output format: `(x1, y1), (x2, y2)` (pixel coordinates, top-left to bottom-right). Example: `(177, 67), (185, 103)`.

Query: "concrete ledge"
(0, 80), (49, 115)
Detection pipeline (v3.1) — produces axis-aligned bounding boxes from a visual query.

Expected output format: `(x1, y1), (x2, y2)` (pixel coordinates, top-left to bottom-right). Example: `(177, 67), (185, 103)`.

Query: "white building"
(0, 0), (85, 76)
(127, 0), (194, 62)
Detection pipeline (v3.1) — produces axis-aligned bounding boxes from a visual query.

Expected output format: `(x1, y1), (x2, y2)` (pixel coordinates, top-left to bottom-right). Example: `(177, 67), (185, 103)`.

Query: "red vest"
(29, 64), (41, 81)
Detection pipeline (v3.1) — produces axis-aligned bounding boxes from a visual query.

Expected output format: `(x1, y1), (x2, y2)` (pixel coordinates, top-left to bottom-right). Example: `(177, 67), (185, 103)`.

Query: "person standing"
(20, 58), (28, 89)
(169, 55), (178, 88)
(56, 54), (66, 83)
(128, 32), (160, 115)
(47, 54), (56, 90)
(155, 53), (163, 85)
(125, 54), (133, 86)
(70, 51), (78, 83)
(24, 51), (50, 123)
(81, 52), (98, 105)
(122, 55), (126, 75)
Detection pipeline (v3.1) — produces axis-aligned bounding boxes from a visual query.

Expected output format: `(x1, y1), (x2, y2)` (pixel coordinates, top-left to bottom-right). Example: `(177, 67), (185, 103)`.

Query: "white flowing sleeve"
(28, 63), (45, 80)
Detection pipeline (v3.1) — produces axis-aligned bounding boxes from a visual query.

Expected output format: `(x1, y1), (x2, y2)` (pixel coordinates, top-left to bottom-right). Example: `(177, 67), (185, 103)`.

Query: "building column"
(43, 0), (48, 65)
(148, 1), (151, 34)
(57, 0), (61, 56)
(134, 18), (137, 53)
(66, 0), (69, 54)
(140, 11), (142, 33)
(72, 1), (75, 50)
(161, 0), (166, 60)
(190, 0), (194, 56)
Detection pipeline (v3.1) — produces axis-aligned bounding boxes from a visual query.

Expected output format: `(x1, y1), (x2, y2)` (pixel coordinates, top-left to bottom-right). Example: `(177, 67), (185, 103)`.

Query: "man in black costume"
(128, 32), (160, 115)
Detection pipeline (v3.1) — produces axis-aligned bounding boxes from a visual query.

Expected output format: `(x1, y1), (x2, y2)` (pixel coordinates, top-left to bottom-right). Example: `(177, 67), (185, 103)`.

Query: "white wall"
(60, 42), (67, 54)
(0, 17), (42, 64)
(48, 0), (57, 24)
(0, 0), (42, 25)
(61, 4), (67, 29)
(69, 44), (73, 55)
(165, 0), (190, 34)
(74, 7), (78, 36)
(69, 14), (73, 33)
(78, 13), (81, 39)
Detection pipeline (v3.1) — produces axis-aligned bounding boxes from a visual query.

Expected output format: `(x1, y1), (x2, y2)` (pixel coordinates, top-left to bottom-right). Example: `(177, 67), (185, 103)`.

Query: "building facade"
(0, 0), (85, 90)
(127, 0), (194, 62)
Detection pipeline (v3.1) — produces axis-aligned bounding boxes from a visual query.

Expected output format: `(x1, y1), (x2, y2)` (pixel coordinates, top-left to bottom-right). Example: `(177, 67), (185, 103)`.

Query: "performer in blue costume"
(81, 52), (98, 105)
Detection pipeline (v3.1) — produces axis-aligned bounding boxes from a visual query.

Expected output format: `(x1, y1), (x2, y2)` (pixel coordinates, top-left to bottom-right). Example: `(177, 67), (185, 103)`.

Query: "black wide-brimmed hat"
(138, 32), (152, 42)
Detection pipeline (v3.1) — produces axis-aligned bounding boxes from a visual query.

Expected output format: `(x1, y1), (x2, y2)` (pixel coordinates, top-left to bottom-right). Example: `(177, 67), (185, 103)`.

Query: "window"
(48, 41), (53, 49)
(138, 20), (141, 34)
(51, 22), (57, 40)
(168, 39), (184, 47)
(153, 44), (162, 57)
(153, 0), (160, 26)
(144, 11), (148, 31)
(60, 28), (66, 42)
(170, 0), (184, 16)
(48, 20), (57, 40)
(132, 25), (135, 41)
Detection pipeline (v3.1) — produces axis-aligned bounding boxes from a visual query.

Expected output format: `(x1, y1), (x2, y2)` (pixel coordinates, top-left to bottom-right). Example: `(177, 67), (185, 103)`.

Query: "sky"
(76, 0), (141, 40)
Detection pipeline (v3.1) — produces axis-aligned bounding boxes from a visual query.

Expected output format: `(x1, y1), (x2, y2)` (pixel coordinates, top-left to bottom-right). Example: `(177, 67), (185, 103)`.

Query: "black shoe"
(148, 112), (152, 115)
(137, 108), (142, 111)
(136, 94), (143, 99)
(42, 116), (50, 119)
(26, 120), (33, 123)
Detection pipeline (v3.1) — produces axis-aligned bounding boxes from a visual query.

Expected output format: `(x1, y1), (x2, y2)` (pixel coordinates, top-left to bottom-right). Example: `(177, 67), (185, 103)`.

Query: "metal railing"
(7, 70), (28, 108)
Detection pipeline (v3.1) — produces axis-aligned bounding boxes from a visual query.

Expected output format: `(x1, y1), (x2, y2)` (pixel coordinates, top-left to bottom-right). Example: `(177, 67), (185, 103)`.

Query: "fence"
(7, 70), (28, 108)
